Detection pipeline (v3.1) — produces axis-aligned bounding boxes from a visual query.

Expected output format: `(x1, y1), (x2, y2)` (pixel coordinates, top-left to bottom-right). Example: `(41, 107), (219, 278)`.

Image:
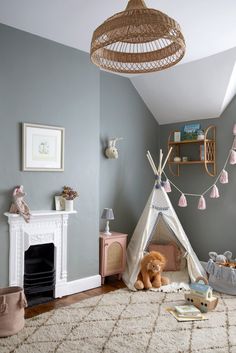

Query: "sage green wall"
(0, 24), (160, 286)
(160, 97), (236, 260)
(100, 72), (160, 237)
(0, 24), (100, 285)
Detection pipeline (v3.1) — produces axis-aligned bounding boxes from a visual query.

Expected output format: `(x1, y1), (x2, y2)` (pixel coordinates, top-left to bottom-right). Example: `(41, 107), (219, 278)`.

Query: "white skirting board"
(55, 275), (102, 298)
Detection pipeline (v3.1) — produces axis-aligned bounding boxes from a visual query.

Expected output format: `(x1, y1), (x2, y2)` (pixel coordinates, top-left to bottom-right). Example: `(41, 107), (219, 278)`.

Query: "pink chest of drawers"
(99, 232), (128, 284)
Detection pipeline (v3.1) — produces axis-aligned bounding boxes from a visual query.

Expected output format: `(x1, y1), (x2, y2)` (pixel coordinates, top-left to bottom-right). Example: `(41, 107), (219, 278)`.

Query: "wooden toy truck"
(185, 276), (218, 313)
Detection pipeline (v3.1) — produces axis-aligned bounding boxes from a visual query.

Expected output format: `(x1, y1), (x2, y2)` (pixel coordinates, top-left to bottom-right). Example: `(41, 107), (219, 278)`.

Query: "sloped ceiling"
(0, 0), (236, 123)
(131, 48), (236, 124)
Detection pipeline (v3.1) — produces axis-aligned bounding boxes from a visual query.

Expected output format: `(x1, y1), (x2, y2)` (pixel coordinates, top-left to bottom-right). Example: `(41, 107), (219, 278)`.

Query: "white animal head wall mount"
(105, 138), (123, 159)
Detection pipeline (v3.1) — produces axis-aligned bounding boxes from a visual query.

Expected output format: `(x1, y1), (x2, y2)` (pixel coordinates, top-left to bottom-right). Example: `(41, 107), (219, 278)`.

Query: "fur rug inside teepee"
(150, 268), (190, 293)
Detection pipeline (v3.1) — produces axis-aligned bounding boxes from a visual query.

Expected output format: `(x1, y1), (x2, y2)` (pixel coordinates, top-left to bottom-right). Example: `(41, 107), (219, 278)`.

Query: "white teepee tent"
(123, 150), (206, 291)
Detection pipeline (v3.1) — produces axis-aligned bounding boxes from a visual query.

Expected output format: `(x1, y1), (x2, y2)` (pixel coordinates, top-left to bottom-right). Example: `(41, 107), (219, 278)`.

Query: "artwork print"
(55, 196), (65, 211)
(182, 123), (201, 140)
(33, 134), (57, 162)
(23, 123), (64, 171)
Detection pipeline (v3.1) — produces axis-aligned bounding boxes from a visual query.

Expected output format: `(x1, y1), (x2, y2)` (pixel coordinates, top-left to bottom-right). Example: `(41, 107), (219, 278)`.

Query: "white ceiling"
(132, 47), (236, 124)
(0, 0), (236, 123)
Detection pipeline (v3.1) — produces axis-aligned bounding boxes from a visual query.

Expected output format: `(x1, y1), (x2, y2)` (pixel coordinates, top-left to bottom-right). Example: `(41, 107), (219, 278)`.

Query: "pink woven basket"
(0, 286), (27, 337)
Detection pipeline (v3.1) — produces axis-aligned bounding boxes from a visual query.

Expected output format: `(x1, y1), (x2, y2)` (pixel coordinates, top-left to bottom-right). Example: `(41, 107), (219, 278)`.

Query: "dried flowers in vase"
(61, 186), (78, 211)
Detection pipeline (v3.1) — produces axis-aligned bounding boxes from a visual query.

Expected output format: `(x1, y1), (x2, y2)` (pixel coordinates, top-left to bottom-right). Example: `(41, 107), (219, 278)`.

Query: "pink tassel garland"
(210, 185), (220, 198)
(178, 194), (187, 207)
(233, 124), (236, 136)
(230, 150), (236, 165)
(163, 180), (172, 193)
(220, 170), (228, 184)
(198, 195), (206, 210)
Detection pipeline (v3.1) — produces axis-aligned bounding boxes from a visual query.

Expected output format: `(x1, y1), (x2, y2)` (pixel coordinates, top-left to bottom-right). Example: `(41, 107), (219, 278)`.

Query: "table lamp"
(101, 208), (114, 235)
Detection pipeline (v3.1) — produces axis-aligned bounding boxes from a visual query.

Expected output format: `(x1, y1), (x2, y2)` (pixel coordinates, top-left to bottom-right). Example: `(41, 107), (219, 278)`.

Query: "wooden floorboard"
(25, 277), (126, 319)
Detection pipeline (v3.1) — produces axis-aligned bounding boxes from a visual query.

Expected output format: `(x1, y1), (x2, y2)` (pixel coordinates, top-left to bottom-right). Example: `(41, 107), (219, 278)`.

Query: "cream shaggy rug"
(1, 289), (236, 353)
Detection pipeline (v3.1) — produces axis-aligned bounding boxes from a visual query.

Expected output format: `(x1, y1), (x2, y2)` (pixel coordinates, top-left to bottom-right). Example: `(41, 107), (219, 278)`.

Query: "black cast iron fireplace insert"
(24, 243), (55, 307)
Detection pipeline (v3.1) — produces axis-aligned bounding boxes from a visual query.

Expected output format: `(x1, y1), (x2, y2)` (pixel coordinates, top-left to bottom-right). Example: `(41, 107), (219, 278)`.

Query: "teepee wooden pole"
(147, 154), (156, 175)
(158, 149), (163, 175)
(160, 147), (173, 175)
(147, 151), (158, 175)
(147, 151), (158, 174)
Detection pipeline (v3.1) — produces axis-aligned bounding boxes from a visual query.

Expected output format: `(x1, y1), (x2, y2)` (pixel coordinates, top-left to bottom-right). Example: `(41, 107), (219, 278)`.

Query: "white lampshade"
(101, 208), (114, 220)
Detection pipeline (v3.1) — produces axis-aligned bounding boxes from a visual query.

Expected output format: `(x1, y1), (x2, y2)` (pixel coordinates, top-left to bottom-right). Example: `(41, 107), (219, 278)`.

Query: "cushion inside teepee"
(149, 243), (180, 271)
(147, 216), (186, 271)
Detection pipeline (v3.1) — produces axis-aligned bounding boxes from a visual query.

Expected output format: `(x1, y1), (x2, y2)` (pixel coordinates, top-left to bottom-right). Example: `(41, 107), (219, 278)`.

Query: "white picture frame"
(55, 196), (65, 211)
(22, 123), (65, 171)
(174, 131), (181, 142)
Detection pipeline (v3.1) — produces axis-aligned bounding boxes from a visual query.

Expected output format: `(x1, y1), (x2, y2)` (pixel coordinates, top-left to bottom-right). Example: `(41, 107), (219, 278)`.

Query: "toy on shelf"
(9, 185), (31, 223)
(185, 276), (218, 313)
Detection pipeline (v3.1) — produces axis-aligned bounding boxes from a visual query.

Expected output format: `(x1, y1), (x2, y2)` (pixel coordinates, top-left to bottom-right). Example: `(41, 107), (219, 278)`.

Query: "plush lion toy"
(134, 251), (170, 290)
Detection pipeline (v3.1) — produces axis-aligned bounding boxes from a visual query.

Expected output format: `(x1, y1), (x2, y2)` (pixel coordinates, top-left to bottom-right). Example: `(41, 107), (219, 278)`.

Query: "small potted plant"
(61, 186), (79, 211)
(197, 129), (205, 140)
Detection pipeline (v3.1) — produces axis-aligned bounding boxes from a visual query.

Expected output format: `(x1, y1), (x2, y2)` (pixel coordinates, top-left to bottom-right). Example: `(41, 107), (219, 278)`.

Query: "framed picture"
(183, 124), (200, 133)
(22, 123), (64, 171)
(55, 196), (65, 211)
(182, 123), (201, 140)
(174, 131), (181, 142)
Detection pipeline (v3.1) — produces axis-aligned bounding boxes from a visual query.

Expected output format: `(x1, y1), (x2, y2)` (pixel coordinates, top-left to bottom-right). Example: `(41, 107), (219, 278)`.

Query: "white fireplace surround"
(4, 211), (101, 297)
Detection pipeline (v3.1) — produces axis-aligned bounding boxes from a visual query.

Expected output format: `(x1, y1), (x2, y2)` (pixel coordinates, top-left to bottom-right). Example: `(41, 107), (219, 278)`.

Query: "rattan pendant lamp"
(90, 0), (186, 74)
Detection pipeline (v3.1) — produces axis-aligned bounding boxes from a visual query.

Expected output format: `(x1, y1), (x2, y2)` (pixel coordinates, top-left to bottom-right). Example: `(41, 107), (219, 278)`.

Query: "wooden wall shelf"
(168, 125), (216, 177)
(169, 139), (213, 145)
(169, 161), (214, 165)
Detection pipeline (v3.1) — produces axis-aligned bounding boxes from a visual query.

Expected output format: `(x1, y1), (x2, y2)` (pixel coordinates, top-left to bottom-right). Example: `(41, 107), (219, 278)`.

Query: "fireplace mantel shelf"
(4, 210), (77, 218)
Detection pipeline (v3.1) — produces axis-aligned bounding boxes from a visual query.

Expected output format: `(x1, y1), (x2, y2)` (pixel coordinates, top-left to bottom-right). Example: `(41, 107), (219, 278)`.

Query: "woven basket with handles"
(0, 286), (27, 337)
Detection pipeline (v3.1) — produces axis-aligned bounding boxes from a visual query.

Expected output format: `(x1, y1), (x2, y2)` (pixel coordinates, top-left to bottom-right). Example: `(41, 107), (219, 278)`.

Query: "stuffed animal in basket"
(9, 185), (31, 223)
(134, 251), (170, 290)
(209, 251), (236, 268)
